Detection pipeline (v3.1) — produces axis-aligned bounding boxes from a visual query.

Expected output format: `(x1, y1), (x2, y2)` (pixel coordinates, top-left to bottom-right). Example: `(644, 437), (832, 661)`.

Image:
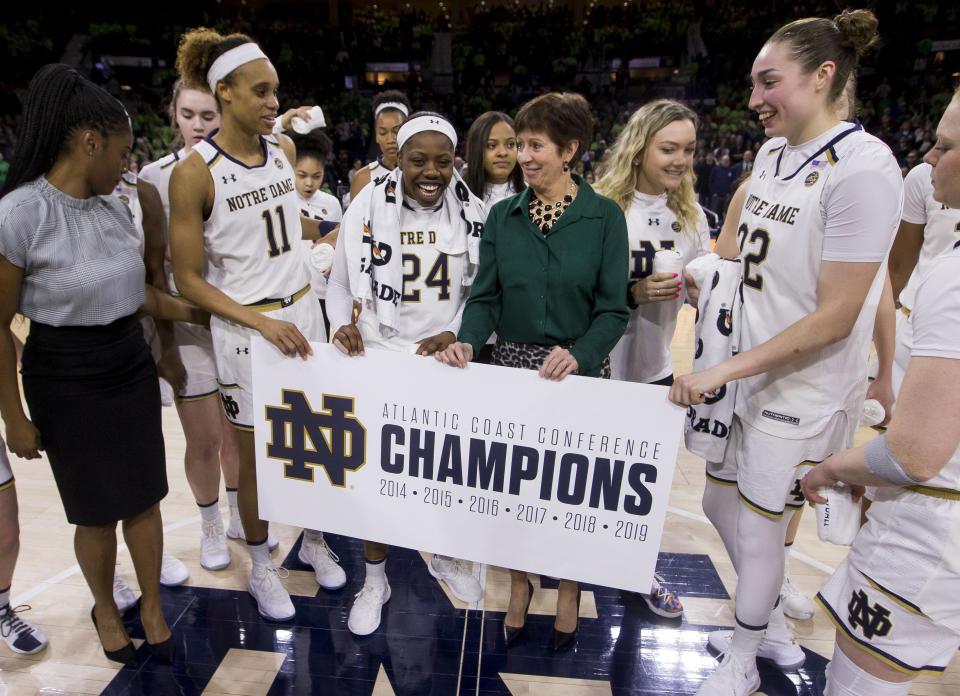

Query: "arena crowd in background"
(0, 0), (957, 216)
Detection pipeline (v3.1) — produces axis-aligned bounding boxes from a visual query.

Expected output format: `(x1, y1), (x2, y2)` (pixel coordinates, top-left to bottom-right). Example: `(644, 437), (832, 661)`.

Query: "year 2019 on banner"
(251, 340), (685, 593)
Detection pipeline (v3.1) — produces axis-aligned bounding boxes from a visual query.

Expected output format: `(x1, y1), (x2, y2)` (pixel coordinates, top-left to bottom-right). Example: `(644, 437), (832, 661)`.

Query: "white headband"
(397, 115), (458, 152)
(206, 43), (269, 93)
(374, 101), (409, 119)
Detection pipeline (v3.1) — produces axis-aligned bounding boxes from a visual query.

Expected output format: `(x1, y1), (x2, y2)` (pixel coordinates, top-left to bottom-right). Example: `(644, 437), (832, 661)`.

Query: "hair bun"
(834, 8), (879, 57)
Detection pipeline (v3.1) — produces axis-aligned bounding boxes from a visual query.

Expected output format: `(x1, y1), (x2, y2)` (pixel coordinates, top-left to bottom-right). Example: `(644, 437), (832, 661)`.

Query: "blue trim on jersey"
(401, 199), (443, 212)
(203, 128), (270, 170)
(774, 121), (862, 180)
(159, 151), (181, 170)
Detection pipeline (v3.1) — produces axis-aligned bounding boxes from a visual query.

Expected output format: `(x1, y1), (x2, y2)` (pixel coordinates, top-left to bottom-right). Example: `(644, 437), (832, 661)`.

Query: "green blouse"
(458, 174), (629, 377)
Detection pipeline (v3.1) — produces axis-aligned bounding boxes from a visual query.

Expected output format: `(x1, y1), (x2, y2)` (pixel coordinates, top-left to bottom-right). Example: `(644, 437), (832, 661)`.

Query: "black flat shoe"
(503, 579), (534, 647)
(551, 588), (581, 651)
(91, 606), (138, 666)
(146, 633), (175, 663)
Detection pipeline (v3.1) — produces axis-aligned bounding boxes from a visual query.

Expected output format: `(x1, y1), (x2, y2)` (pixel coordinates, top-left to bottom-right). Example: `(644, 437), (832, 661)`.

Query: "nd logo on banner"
(253, 340), (685, 593)
(266, 391), (366, 487)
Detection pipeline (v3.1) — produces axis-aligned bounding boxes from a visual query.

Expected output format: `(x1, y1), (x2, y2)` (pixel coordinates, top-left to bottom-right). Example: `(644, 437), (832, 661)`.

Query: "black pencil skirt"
(21, 315), (168, 526)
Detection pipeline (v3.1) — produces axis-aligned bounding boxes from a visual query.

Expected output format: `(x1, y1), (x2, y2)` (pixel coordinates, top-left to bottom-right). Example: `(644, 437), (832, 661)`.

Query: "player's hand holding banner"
(252, 340), (685, 593)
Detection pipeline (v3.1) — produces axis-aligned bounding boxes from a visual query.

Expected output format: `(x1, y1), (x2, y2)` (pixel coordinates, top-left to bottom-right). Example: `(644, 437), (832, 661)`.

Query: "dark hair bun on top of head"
(834, 8), (879, 57)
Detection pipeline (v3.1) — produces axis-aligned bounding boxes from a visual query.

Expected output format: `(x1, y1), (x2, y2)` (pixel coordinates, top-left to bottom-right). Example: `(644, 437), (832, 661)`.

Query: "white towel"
(351, 169), (484, 338)
(683, 253), (743, 461)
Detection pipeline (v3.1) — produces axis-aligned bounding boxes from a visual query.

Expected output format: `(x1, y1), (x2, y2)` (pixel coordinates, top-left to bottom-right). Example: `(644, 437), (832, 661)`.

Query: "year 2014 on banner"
(251, 340), (685, 593)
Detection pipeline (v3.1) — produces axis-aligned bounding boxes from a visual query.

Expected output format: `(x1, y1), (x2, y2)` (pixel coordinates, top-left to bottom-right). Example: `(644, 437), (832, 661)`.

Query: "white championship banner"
(252, 339), (685, 593)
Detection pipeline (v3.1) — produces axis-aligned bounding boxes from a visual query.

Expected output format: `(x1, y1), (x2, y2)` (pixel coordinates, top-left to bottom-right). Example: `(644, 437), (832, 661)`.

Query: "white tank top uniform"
(192, 134), (311, 305)
(483, 181), (518, 209)
(139, 147), (224, 401)
(296, 188), (342, 300)
(817, 247), (960, 675)
(735, 122), (903, 441)
(113, 172), (142, 237)
(190, 133), (323, 428)
(139, 147), (187, 292)
(367, 157), (393, 187)
(890, 163), (960, 398)
(610, 191), (710, 383)
(328, 184), (468, 353)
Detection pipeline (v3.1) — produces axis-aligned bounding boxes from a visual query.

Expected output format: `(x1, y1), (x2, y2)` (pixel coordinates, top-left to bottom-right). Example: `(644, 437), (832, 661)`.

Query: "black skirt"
(21, 315), (168, 526)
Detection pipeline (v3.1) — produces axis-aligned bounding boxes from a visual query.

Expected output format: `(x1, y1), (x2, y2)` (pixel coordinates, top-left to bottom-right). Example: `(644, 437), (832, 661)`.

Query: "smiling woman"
(168, 27), (329, 624)
(136, 74), (242, 592)
(593, 99), (711, 622)
(326, 111), (487, 636)
(666, 10), (906, 696)
(435, 91), (629, 652)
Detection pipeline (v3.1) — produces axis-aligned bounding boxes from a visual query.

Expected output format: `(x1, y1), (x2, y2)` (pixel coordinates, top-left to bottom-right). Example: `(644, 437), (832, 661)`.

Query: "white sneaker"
(226, 512), (279, 551)
(160, 551), (189, 587)
(200, 517), (231, 571)
(247, 565), (295, 621)
(428, 555), (483, 603)
(347, 580), (391, 636)
(780, 573), (814, 620)
(298, 533), (347, 590)
(707, 623), (806, 670)
(0, 604), (48, 655)
(113, 573), (139, 613)
(696, 652), (760, 696)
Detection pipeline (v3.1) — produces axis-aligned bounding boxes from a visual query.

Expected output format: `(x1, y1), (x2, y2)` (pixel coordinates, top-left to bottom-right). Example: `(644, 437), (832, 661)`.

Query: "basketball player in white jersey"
(0, 435), (48, 655)
(670, 10), (903, 695)
(702, 77), (896, 633)
(137, 81), (245, 581)
(349, 90), (410, 201)
(112, 170), (142, 231)
(885, 160), (960, 403)
(595, 99), (709, 619)
(801, 86), (960, 696)
(289, 129), (342, 327)
(169, 28), (331, 621)
(327, 112), (485, 635)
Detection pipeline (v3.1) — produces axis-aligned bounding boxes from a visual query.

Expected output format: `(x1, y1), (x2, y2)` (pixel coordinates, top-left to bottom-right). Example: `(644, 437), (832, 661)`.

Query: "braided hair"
(4, 64), (129, 197)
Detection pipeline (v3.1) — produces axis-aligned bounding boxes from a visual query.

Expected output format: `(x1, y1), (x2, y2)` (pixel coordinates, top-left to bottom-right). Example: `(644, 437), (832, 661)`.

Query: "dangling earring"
(563, 161), (570, 173)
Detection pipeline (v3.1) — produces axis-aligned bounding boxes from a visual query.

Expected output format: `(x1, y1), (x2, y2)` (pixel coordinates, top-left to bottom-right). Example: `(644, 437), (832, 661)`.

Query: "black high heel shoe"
(503, 579), (534, 647)
(551, 587), (581, 651)
(141, 607), (175, 664)
(91, 606), (138, 666)
(146, 634), (175, 663)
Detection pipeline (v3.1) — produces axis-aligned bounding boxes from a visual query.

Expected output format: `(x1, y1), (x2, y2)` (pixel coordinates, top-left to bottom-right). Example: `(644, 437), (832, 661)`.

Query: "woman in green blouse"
(436, 92), (629, 649)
